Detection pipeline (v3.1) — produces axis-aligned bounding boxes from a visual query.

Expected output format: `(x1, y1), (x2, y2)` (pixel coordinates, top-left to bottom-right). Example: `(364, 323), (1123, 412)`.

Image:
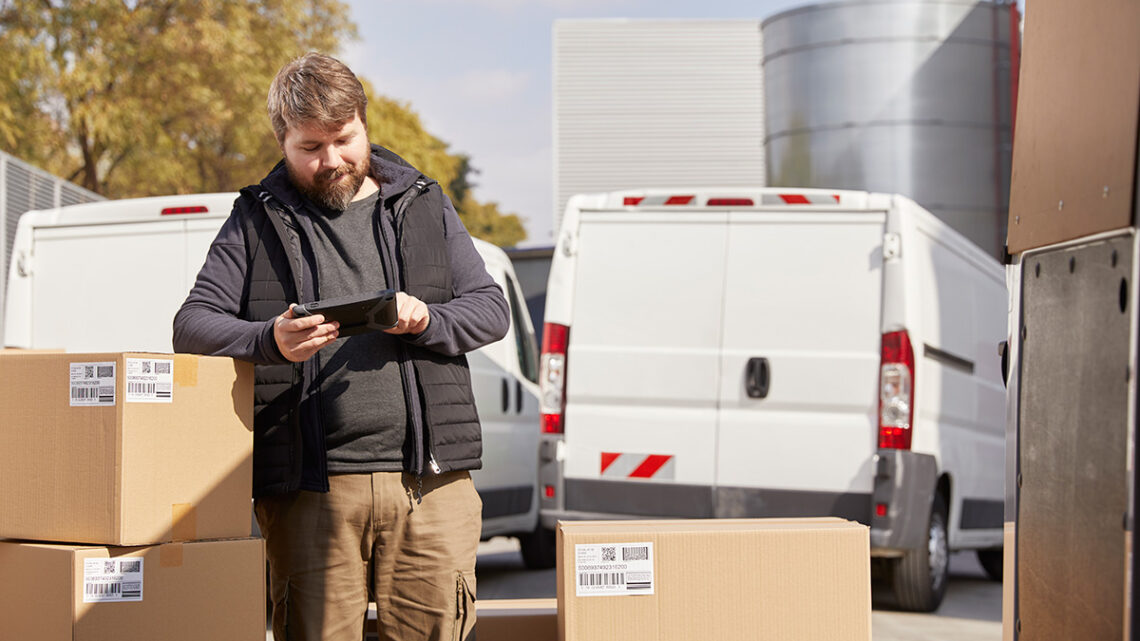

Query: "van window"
(506, 273), (539, 383)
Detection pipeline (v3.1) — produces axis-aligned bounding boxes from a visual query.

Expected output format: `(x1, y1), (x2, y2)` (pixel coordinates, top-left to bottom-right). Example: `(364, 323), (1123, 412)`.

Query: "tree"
(0, 0), (355, 195)
(0, 0), (526, 245)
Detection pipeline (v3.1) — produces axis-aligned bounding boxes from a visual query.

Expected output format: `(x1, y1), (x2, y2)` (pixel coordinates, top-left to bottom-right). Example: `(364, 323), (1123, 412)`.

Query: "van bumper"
(869, 449), (938, 553)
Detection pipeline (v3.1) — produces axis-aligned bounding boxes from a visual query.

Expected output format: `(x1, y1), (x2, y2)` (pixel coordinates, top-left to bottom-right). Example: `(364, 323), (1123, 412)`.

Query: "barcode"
(579, 572), (624, 587)
(121, 581), (141, 598)
(97, 366), (114, 378)
(72, 386), (114, 400)
(155, 362), (171, 374)
(128, 382), (154, 395)
(86, 583), (121, 596)
(623, 546), (648, 561)
(120, 560), (141, 573)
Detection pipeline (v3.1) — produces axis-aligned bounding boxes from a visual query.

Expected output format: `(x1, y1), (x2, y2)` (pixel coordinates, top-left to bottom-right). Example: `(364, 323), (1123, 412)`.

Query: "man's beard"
(287, 157), (368, 211)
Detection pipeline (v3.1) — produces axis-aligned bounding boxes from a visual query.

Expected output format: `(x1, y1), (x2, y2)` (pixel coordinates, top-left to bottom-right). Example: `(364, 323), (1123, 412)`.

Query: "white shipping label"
(69, 362), (116, 407)
(83, 557), (144, 603)
(574, 542), (654, 597)
(125, 358), (173, 403)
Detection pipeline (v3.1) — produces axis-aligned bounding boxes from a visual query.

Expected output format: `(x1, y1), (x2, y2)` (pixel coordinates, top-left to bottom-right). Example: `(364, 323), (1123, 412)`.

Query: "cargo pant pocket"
(454, 570), (477, 641)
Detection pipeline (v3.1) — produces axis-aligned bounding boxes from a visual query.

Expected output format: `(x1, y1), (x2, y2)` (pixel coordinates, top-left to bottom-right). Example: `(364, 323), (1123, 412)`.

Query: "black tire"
(892, 493), (950, 612)
(519, 525), (556, 570)
(977, 548), (1003, 582)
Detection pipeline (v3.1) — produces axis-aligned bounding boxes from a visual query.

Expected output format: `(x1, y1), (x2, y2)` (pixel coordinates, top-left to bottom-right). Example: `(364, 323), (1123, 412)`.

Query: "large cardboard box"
(0, 537), (265, 640)
(366, 598), (558, 641)
(557, 518), (870, 641)
(0, 352), (254, 545)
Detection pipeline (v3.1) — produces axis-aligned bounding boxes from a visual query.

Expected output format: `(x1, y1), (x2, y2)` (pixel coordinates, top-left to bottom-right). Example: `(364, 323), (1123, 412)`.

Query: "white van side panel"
(31, 220), (205, 352)
(716, 212), (885, 493)
(900, 202), (1006, 547)
(563, 212), (728, 486)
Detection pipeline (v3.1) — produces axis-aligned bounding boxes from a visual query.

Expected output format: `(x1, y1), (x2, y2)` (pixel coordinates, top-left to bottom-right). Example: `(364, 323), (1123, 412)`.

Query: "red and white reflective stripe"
(600, 452), (676, 480)
(623, 195), (694, 206)
(761, 193), (841, 205)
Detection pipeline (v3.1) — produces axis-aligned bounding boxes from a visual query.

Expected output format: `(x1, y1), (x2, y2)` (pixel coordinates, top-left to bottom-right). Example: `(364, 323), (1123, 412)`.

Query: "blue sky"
(342, 0), (1025, 247)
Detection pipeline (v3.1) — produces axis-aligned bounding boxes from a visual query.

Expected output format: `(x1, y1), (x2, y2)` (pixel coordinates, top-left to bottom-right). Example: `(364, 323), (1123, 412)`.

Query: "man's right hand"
(274, 304), (340, 362)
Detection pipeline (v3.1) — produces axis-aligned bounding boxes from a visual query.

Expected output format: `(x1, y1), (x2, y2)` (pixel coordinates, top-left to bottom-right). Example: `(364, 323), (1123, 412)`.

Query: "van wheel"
(977, 548), (1002, 581)
(892, 493), (949, 612)
(519, 525), (556, 570)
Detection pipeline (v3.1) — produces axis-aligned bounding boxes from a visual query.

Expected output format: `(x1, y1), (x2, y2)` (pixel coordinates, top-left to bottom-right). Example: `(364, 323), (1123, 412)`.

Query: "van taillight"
(161, 206), (208, 215)
(540, 322), (569, 434)
(878, 330), (914, 450)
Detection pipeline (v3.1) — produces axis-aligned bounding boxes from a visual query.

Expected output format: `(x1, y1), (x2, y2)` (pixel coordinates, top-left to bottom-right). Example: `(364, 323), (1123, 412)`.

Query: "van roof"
(580, 188), (891, 211)
(18, 193), (238, 228)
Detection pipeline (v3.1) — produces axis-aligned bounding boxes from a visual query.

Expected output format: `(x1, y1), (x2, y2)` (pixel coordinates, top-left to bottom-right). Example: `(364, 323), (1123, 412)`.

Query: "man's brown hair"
(267, 52), (368, 144)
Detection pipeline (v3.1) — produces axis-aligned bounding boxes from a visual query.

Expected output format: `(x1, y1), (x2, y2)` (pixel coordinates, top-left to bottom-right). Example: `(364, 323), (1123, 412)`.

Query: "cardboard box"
(0, 537), (265, 641)
(557, 518), (870, 641)
(0, 352), (254, 545)
(366, 598), (558, 641)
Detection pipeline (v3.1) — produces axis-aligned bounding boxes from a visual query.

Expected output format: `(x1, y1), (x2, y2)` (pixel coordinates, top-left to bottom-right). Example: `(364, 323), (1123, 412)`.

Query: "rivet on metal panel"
(1058, 200), (1064, 210)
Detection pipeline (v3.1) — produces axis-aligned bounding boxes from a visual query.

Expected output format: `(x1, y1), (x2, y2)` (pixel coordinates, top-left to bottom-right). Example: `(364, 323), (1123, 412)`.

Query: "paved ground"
(475, 536), (1003, 641)
(269, 537), (1003, 640)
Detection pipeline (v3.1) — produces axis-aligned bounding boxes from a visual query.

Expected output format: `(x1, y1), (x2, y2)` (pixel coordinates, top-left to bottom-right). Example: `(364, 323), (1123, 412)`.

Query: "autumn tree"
(0, 0), (526, 245)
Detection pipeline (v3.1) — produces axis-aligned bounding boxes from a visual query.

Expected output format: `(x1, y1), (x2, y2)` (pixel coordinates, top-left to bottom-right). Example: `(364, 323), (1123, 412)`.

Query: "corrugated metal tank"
(763, 0), (1015, 257)
(553, 19), (766, 233)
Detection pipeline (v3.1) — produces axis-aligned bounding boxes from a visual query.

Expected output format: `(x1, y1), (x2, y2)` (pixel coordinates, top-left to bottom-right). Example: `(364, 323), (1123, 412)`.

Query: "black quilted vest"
(236, 171), (481, 497)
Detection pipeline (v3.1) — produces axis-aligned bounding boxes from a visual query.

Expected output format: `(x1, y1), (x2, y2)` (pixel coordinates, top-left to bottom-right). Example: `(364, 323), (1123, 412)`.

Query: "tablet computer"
(292, 289), (398, 336)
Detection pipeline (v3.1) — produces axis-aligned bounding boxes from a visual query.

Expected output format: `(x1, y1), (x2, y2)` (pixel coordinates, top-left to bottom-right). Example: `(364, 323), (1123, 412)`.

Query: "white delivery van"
(538, 188), (1007, 610)
(4, 193), (552, 566)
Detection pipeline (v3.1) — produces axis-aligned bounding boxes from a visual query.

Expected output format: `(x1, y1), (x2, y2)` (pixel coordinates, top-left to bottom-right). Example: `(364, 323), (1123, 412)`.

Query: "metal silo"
(763, 0), (1016, 257)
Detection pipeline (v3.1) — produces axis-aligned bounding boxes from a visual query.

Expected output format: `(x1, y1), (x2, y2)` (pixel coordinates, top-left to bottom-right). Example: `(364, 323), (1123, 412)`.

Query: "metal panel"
(1006, 0), (1140, 254)
(553, 19), (766, 232)
(1017, 233), (1133, 641)
(763, 0), (1014, 257)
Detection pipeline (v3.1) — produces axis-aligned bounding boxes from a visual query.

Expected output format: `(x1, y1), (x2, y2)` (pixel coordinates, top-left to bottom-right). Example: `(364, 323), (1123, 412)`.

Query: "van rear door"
(715, 208), (886, 519)
(561, 210), (728, 516)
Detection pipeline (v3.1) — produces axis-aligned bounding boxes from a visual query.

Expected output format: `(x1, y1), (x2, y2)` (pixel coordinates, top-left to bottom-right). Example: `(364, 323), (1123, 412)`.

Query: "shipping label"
(125, 358), (173, 403)
(574, 542), (654, 597)
(69, 362), (116, 407)
(83, 557), (144, 603)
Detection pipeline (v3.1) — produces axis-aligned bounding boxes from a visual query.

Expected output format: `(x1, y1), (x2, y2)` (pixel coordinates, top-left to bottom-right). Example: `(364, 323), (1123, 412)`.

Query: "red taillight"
(544, 485), (556, 499)
(878, 330), (915, 450)
(707, 198), (754, 206)
(161, 206), (209, 215)
(540, 323), (570, 434)
(875, 503), (888, 517)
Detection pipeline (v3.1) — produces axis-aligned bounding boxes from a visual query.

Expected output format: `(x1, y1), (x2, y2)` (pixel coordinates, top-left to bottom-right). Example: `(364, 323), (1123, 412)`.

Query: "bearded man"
(173, 52), (508, 641)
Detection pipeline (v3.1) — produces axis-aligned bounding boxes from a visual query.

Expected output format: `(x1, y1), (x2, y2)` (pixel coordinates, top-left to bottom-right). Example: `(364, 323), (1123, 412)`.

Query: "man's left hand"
(384, 291), (430, 335)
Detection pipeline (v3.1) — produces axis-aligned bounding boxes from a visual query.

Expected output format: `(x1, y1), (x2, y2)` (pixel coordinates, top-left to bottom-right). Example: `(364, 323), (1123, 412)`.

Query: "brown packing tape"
(173, 354), (198, 388)
(172, 503), (197, 542)
(160, 542), (184, 568)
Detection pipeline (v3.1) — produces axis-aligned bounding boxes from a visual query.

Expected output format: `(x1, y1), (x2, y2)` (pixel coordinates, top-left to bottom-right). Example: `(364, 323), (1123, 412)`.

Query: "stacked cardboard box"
(0, 352), (264, 640)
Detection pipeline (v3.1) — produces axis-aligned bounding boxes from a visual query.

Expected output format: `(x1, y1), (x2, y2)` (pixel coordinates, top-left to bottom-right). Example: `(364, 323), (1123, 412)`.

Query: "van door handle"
(501, 378), (510, 413)
(745, 357), (770, 399)
(516, 380), (524, 414)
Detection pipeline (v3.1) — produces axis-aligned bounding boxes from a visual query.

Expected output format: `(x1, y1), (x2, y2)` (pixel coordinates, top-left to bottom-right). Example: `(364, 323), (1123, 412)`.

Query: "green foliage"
(0, 0), (525, 245)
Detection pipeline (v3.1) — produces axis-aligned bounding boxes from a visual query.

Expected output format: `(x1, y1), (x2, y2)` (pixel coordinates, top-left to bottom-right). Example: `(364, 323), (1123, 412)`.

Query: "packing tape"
(172, 503), (197, 542)
(160, 542), (184, 568)
(173, 355), (199, 388)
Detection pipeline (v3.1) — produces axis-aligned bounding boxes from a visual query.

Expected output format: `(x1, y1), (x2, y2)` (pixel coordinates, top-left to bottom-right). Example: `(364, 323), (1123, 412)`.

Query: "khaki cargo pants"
(255, 471), (481, 641)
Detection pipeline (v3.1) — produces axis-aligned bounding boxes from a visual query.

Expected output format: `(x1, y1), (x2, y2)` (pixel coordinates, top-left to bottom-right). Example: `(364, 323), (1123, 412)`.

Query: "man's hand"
(274, 305), (340, 362)
(384, 292), (430, 335)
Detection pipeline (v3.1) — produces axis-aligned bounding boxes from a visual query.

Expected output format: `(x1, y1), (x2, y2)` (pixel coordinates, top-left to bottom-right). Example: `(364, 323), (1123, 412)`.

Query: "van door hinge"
(883, 233), (902, 260)
(15, 251), (30, 277)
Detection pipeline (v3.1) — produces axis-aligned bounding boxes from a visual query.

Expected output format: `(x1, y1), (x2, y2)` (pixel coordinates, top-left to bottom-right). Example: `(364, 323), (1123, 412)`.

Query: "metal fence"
(0, 150), (104, 339)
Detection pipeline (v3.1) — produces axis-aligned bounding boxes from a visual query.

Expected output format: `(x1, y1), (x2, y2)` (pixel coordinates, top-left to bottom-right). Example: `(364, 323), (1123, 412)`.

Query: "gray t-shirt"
(306, 191), (408, 472)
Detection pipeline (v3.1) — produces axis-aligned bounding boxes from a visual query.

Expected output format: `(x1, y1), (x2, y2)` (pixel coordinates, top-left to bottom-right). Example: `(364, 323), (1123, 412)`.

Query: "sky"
(342, 0), (1026, 247)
